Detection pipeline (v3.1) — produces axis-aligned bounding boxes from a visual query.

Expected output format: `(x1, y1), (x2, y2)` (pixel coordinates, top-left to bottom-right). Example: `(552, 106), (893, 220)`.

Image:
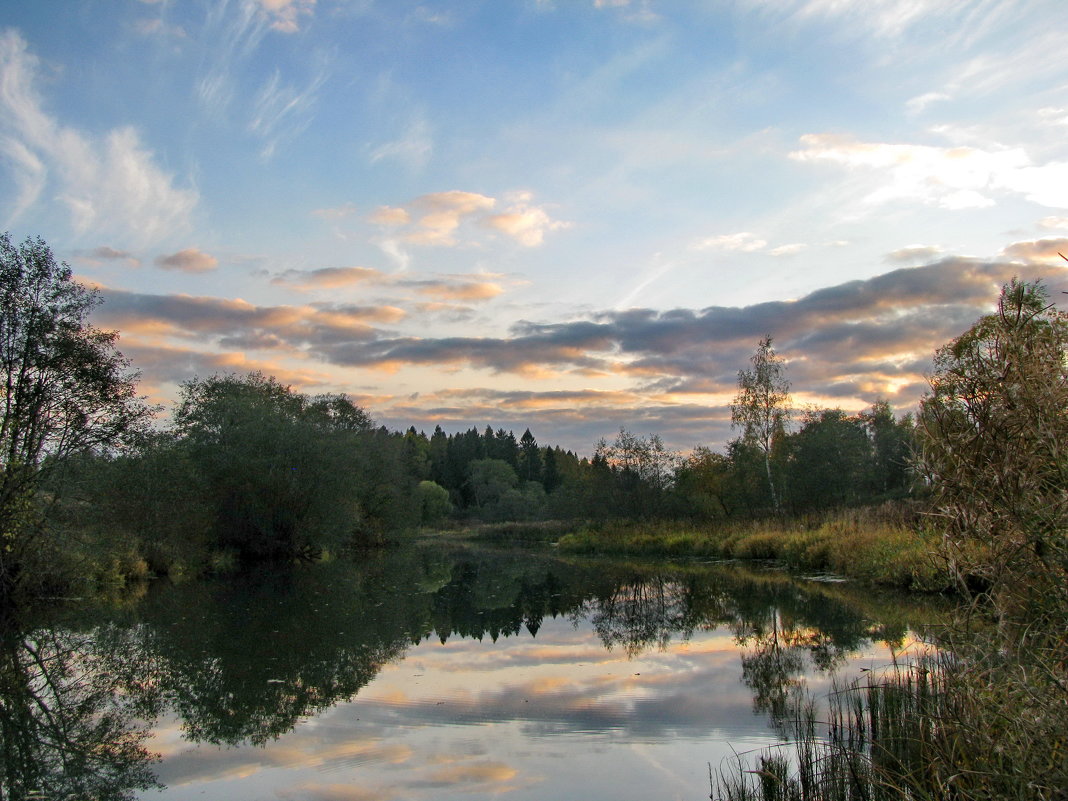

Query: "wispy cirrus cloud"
(0, 29), (198, 244)
(254, 0), (317, 34)
(249, 61), (331, 160)
(691, 232), (805, 257)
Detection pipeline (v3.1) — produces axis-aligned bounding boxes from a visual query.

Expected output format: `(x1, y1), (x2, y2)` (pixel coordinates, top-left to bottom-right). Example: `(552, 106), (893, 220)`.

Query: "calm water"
(0, 542), (938, 801)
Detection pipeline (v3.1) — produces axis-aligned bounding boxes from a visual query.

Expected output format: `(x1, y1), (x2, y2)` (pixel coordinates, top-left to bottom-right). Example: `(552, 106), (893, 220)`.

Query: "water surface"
(0, 542), (937, 800)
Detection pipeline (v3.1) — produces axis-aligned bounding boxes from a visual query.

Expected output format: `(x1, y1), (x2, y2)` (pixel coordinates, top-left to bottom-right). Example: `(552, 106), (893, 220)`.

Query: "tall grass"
(713, 637), (1068, 801)
(556, 506), (949, 591)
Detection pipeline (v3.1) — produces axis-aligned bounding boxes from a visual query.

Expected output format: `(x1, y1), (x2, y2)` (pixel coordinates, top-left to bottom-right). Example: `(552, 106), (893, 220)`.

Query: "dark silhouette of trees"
(0, 234), (152, 599)
(173, 373), (377, 559)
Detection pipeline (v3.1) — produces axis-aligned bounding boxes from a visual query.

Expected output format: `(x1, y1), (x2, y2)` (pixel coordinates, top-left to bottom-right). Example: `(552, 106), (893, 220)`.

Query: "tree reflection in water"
(0, 547), (934, 798)
(0, 622), (161, 800)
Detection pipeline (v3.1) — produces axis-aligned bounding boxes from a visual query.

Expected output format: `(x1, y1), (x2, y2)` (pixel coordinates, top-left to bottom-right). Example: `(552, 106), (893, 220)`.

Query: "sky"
(3, 0), (1068, 453)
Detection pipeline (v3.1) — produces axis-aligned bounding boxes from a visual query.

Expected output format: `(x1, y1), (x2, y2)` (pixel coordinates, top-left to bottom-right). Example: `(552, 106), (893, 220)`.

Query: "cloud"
(76, 246), (142, 268)
(482, 192), (572, 247)
(885, 245), (944, 263)
(1000, 238), (1068, 263)
(407, 191), (497, 246)
(411, 280), (505, 302)
(0, 30), (198, 243)
(254, 0), (317, 33)
(778, 0), (962, 39)
(369, 118), (434, 170)
(118, 342), (335, 392)
(96, 252), (1067, 451)
(271, 266), (385, 290)
(792, 133), (1068, 210)
(324, 256), (1066, 444)
(368, 190), (569, 248)
(155, 248), (219, 273)
(368, 206), (411, 226)
(94, 289), (393, 356)
(768, 243), (807, 257)
(249, 62), (330, 159)
(692, 232), (767, 253)
(906, 91), (950, 115)
(1038, 216), (1068, 231)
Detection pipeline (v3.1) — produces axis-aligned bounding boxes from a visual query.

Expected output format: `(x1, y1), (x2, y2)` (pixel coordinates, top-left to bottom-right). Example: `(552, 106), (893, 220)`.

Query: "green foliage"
(0, 233), (153, 598)
(416, 480), (452, 525)
(715, 645), (1068, 801)
(465, 458), (519, 509)
(672, 446), (731, 518)
(174, 372), (375, 560)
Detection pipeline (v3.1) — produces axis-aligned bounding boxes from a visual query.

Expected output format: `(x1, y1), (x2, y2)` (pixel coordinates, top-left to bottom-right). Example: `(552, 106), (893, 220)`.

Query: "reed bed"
(713, 641), (1068, 801)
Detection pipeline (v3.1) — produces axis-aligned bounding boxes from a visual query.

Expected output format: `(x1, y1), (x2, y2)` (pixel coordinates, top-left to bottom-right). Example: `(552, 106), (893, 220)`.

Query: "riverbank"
(553, 509), (949, 592)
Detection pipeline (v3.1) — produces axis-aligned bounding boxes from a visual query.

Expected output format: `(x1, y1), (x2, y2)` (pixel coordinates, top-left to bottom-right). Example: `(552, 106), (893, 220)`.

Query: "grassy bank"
(555, 508), (949, 592)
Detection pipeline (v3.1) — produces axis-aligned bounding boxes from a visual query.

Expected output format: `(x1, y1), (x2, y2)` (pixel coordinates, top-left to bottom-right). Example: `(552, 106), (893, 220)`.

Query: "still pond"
(0, 541), (940, 800)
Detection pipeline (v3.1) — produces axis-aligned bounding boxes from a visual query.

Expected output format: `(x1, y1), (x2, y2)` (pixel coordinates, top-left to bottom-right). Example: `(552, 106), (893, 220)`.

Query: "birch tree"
(731, 336), (791, 513)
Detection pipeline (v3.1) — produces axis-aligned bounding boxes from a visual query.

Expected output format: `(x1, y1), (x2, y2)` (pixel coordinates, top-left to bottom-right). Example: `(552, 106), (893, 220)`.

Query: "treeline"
(0, 233), (920, 598)
(47, 368), (916, 584)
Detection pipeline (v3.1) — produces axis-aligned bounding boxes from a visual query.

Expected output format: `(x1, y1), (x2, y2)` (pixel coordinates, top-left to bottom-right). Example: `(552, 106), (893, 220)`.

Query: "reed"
(713, 641), (1068, 801)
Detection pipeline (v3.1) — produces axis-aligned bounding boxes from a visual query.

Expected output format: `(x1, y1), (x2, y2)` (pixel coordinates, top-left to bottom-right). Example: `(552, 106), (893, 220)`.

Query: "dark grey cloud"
(92, 254), (1067, 451)
(96, 289), (383, 350)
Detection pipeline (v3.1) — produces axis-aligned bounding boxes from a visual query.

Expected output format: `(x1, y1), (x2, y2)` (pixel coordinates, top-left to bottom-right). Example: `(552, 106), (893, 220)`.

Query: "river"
(0, 541), (940, 800)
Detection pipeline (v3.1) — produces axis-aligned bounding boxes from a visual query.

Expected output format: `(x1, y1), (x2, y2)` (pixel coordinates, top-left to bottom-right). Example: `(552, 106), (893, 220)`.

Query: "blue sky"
(3, 0), (1068, 451)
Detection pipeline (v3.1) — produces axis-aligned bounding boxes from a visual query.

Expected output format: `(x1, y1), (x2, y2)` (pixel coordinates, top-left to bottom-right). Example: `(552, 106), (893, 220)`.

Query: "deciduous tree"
(917, 279), (1068, 636)
(0, 234), (152, 597)
(731, 336), (791, 513)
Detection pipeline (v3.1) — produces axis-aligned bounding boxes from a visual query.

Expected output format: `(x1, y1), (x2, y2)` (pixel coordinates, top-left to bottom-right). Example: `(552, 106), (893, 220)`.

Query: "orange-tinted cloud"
(92, 252), (1068, 452)
(368, 190), (568, 248)
(413, 280), (504, 302)
(271, 266), (385, 290)
(1001, 237), (1068, 263)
